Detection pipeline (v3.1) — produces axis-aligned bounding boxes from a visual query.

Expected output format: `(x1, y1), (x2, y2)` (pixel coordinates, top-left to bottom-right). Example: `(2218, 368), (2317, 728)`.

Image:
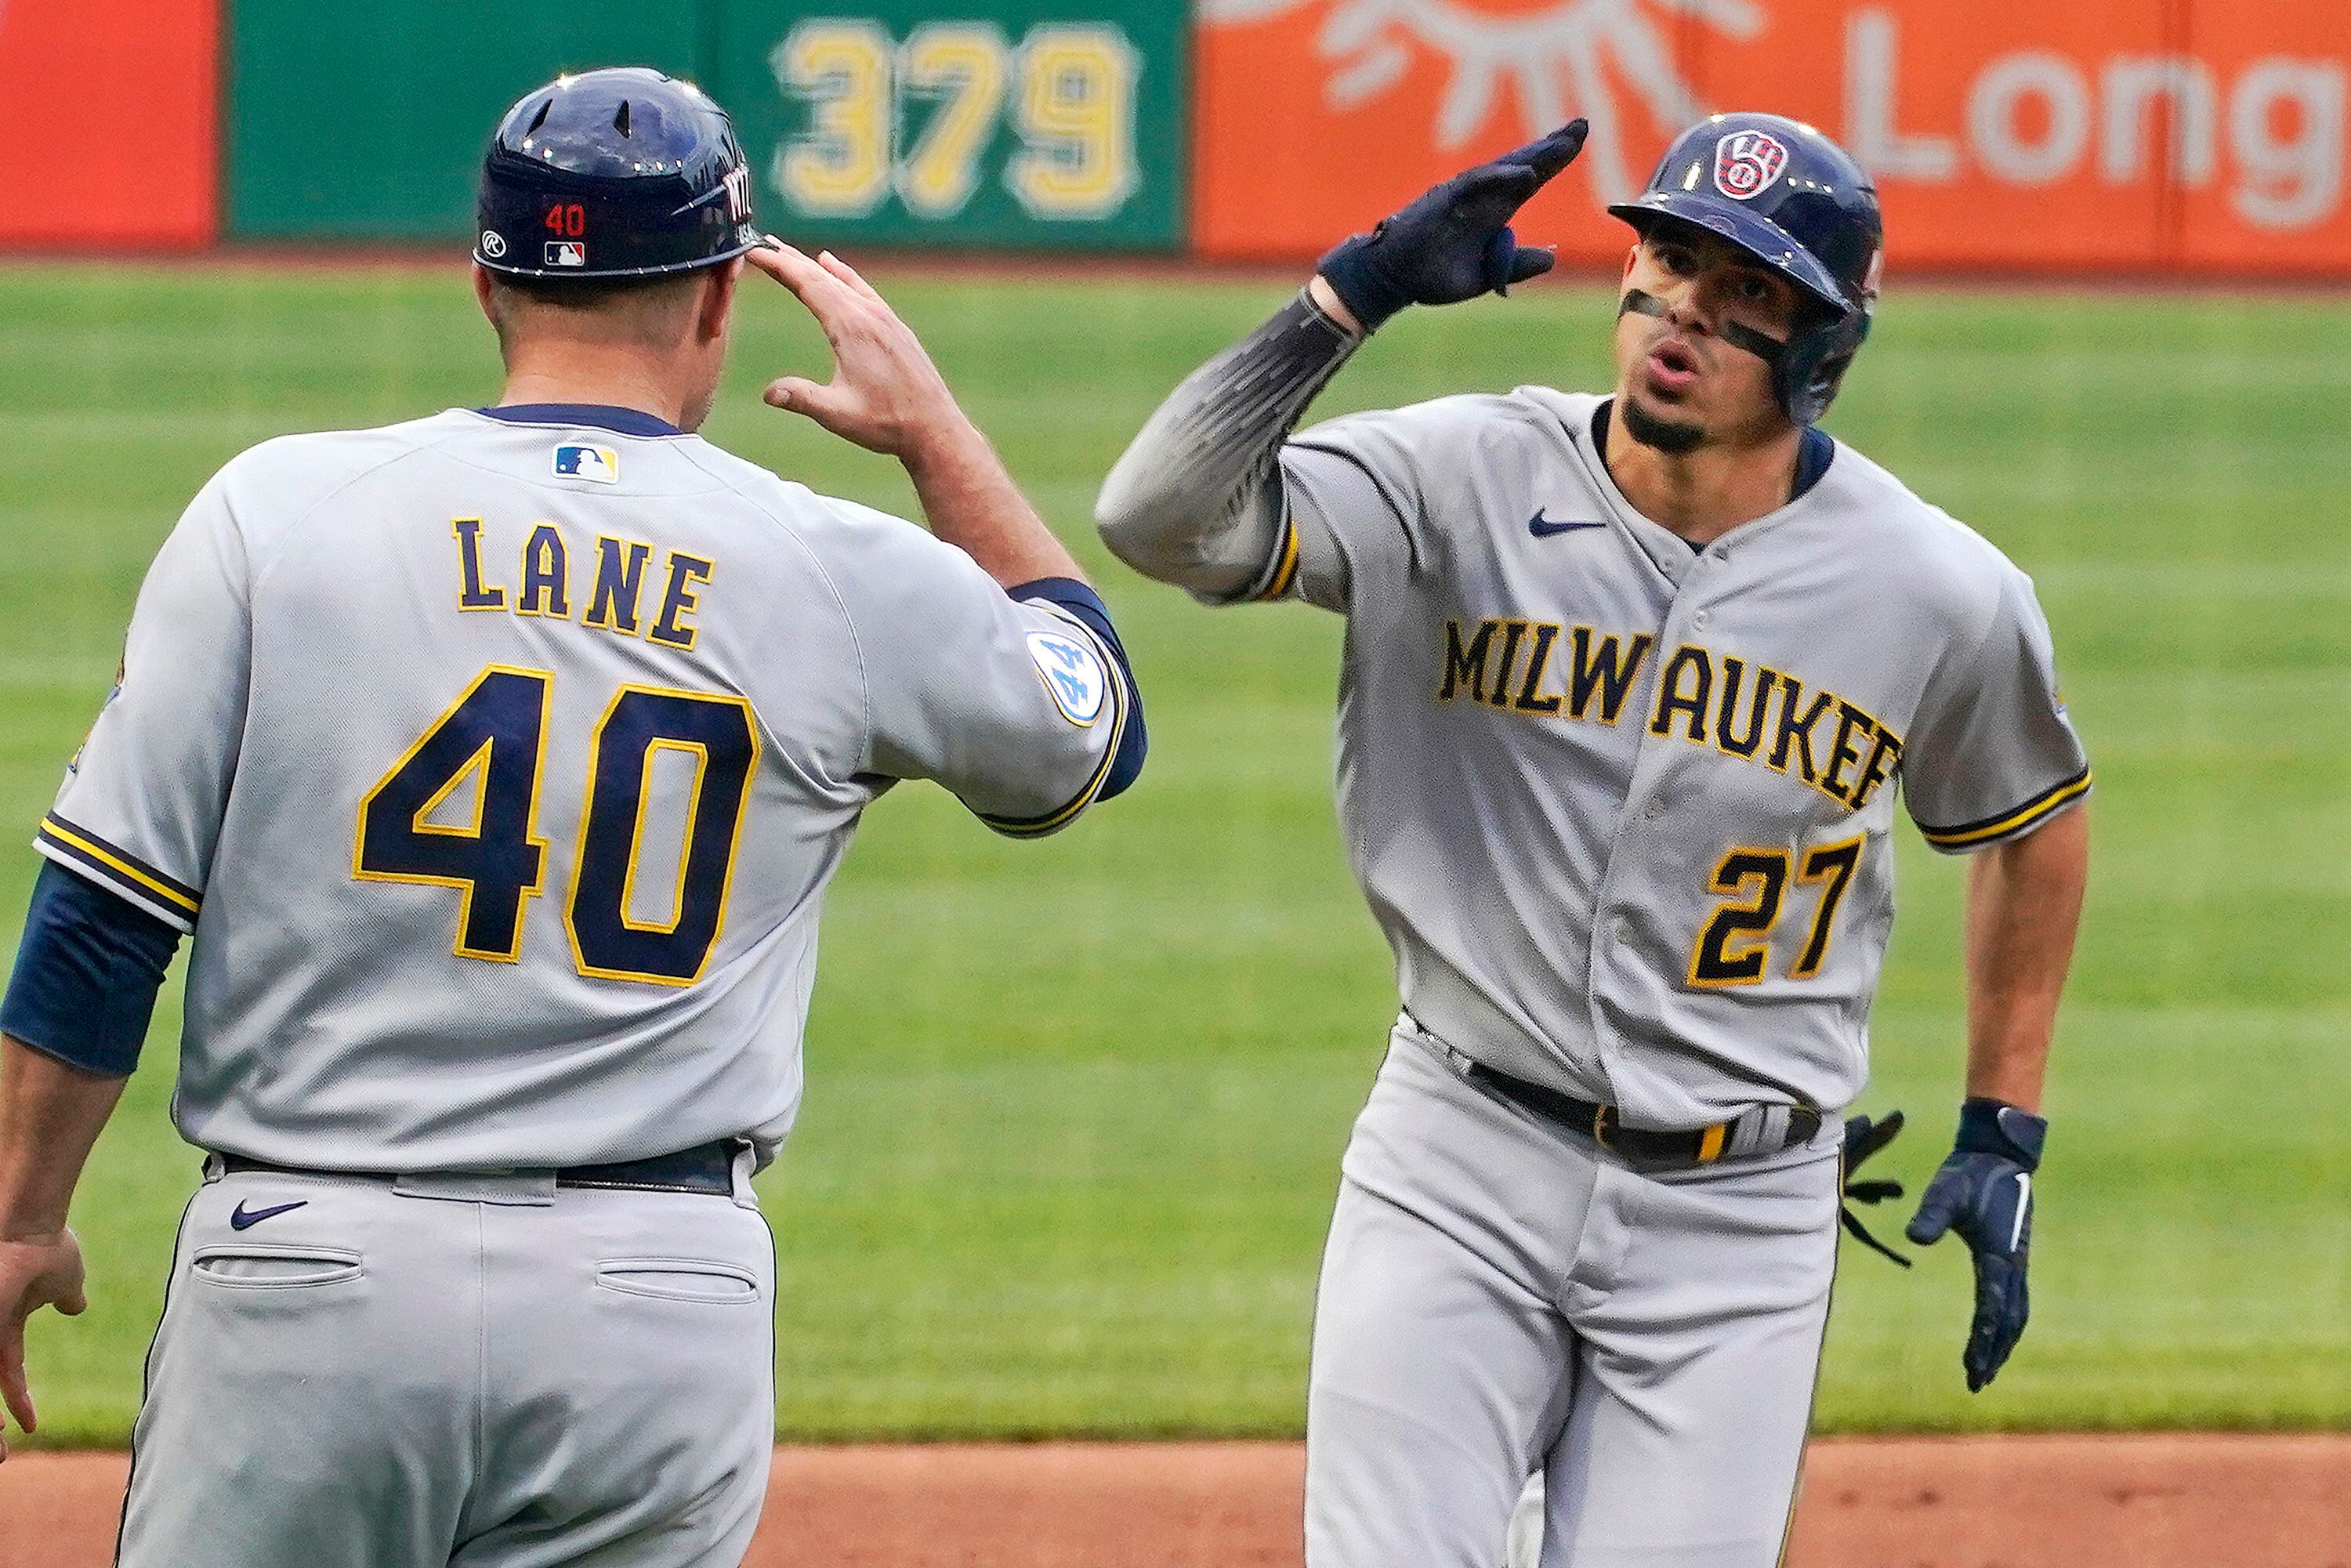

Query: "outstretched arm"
(1095, 122), (1588, 603)
(750, 240), (1146, 820)
(1092, 286), (1365, 600)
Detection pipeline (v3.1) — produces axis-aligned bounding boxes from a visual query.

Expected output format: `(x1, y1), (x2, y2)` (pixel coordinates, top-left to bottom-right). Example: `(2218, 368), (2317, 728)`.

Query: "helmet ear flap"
(1778, 307), (1869, 425)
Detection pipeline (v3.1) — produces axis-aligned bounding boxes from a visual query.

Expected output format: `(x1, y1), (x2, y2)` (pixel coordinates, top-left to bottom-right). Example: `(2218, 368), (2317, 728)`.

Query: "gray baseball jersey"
(1103, 368), (2087, 1129)
(1262, 386), (2088, 1127)
(40, 406), (1128, 1171)
(1097, 288), (2090, 1568)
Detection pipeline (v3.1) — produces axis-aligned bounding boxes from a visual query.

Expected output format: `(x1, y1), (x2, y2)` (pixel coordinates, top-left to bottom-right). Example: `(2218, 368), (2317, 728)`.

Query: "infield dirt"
(2, 1436), (2345, 1566)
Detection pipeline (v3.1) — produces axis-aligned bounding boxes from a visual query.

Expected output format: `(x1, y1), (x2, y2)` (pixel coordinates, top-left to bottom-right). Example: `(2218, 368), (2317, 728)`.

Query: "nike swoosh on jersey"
(229, 1200), (310, 1231)
(1527, 511), (1608, 538)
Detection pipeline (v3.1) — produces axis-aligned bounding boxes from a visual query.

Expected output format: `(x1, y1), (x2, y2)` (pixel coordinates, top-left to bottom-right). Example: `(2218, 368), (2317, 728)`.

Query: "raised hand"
(1315, 120), (1589, 331)
(748, 241), (973, 462)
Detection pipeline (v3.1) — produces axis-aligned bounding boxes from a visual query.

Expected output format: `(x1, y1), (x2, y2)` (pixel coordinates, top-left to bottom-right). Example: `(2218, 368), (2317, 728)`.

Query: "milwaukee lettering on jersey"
(1436, 618), (1901, 813)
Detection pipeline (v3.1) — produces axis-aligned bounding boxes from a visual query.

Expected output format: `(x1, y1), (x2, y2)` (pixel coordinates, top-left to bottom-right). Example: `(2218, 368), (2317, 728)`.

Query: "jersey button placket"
(1585, 554), (1716, 1080)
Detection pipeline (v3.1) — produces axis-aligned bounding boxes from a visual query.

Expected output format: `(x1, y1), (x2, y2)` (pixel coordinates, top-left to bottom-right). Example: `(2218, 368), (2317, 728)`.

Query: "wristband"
(1314, 231), (1415, 334)
(1953, 1096), (2046, 1171)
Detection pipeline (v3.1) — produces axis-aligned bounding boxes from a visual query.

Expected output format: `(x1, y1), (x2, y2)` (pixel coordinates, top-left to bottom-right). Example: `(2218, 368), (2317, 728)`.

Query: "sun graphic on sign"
(1201, 0), (1764, 201)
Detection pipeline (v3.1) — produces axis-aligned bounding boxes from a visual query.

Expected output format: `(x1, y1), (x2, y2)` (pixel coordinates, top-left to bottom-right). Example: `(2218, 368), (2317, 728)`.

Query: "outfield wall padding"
(2, 0), (2344, 271)
(1192, 0), (2351, 275)
(0, 0), (219, 248)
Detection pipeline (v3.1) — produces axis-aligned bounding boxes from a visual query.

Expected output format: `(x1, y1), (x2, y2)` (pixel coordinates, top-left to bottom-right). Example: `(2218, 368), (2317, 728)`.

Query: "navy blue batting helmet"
(1608, 112), (1883, 425)
(475, 67), (762, 282)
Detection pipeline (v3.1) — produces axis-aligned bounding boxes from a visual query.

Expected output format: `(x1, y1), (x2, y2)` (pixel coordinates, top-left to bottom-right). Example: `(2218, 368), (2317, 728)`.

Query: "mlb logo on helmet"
(545, 241), (588, 268)
(553, 445), (621, 483)
(1713, 130), (1789, 201)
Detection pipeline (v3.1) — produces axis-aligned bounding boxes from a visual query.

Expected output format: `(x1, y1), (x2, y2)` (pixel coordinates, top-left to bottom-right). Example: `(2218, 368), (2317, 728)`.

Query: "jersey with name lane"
(35, 407), (1128, 1171)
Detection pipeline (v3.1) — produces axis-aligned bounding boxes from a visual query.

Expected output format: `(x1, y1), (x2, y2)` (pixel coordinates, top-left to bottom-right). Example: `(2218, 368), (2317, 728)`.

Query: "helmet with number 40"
(475, 67), (763, 283)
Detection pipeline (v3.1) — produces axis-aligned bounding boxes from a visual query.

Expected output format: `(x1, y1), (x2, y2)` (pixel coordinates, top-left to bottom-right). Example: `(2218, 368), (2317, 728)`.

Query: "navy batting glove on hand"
(1906, 1098), (2046, 1392)
(1838, 1110), (1910, 1267)
(1316, 120), (1588, 331)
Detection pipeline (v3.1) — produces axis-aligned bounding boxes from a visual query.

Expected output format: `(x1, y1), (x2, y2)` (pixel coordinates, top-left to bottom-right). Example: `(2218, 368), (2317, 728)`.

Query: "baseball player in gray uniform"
(0, 68), (1142, 1565)
(1096, 112), (2089, 1566)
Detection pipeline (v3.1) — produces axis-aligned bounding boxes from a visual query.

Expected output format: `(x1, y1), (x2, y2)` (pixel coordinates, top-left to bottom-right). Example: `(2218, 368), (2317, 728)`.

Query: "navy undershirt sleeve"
(1, 860), (183, 1077)
(1006, 576), (1148, 802)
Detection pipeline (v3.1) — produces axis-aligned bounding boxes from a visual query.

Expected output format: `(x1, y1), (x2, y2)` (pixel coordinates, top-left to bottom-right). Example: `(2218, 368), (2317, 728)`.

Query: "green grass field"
(2, 261), (2346, 1445)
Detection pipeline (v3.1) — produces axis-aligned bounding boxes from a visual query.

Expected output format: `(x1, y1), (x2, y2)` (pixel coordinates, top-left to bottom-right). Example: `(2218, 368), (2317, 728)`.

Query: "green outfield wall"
(711, 0), (1185, 251)
(223, 0), (1184, 251)
(227, 1), (702, 239)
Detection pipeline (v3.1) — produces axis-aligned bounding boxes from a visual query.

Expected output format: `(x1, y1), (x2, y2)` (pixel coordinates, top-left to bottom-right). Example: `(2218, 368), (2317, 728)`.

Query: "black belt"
(216, 1139), (740, 1197)
(1444, 1049), (1821, 1168)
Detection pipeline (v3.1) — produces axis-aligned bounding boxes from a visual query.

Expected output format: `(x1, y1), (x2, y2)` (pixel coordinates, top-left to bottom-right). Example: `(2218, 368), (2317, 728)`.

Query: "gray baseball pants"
(1306, 1024), (1839, 1568)
(115, 1155), (776, 1567)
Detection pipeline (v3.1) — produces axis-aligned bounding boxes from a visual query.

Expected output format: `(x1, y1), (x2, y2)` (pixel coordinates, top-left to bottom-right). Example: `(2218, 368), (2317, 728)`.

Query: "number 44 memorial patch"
(1025, 629), (1108, 726)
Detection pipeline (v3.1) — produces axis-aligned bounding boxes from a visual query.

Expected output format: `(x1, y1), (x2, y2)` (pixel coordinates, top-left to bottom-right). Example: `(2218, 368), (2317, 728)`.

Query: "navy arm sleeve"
(0, 859), (183, 1077)
(1007, 576), (1147, 802)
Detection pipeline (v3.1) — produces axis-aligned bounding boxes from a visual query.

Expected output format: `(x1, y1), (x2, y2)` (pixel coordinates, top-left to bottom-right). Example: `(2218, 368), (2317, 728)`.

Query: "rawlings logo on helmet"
(1712, 129), (1788, 201)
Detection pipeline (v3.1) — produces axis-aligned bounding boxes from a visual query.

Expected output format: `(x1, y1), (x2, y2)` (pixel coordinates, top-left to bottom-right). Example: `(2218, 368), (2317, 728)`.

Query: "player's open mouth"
(1645, 339), (1701, 397)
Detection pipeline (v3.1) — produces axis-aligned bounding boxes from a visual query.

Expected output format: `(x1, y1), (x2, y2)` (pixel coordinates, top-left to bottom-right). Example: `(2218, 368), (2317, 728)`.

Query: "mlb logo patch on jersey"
(1025, 630), (1108, 726)
(1713, 131), (1789, 200)
(553, 444), (620, 483)
(545, 241), (588, 268)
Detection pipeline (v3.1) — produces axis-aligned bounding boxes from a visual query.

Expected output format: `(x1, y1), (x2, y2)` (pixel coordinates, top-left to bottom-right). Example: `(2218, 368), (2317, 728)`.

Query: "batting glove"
(1838, 1110), (1910, 1268)
(1905, 1098), (2046, 1392)
(1316, 121), (1589, 331)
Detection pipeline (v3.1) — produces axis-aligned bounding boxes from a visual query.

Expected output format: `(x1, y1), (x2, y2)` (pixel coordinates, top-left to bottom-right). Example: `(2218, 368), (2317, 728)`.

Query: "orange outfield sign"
(0, 0), (219, 248)
(1192, 0), (2351, 275)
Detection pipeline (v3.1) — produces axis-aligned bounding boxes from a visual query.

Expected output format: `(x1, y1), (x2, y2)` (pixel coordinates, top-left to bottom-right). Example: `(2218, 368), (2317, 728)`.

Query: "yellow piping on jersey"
(980, 686), (1125, 836)
(1253, 515), (1302, 602)
(1918, 770), (2092, 849)
(37, 816), (200, 917)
